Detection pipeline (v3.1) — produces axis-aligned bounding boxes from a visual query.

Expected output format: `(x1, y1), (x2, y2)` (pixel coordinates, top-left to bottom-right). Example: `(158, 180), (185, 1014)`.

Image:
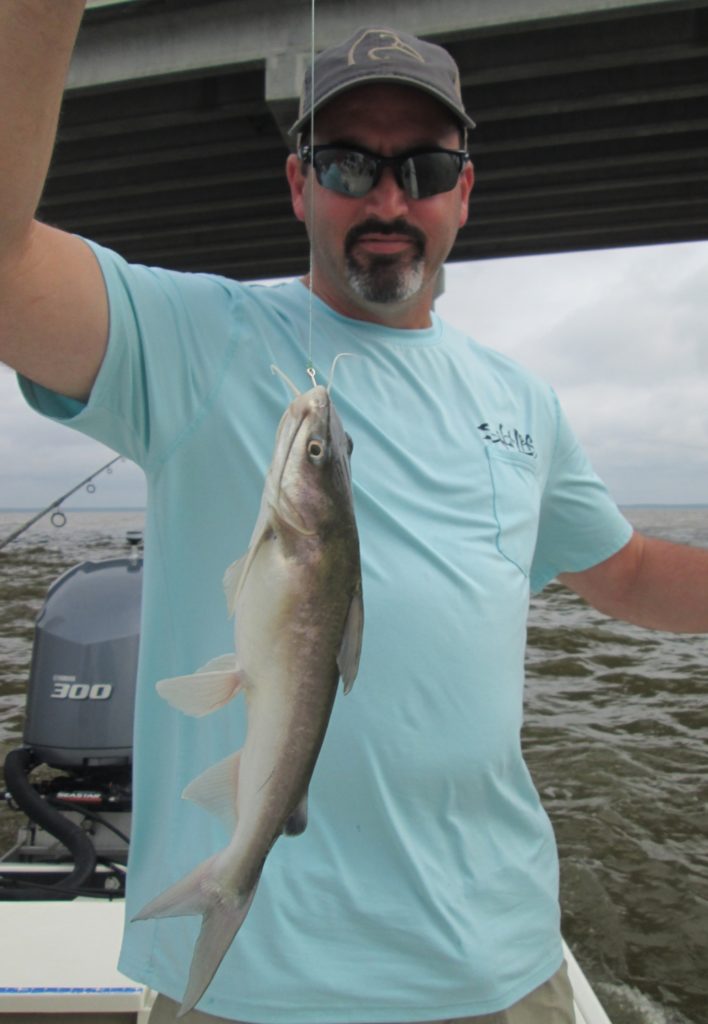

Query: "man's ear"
(458, 160), (475, 229)
(286, 153), (307, 223)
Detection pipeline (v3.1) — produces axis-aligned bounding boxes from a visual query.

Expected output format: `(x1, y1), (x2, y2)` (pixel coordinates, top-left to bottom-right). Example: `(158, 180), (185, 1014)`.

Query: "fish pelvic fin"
(337, 581), (364, 694)
(132, 855), (259, 1017)
(156, 660), (243, 717)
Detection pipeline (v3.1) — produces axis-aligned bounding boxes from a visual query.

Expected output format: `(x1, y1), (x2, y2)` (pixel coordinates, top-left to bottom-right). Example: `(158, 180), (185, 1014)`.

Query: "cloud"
(0, 372), (145, 509)
(437, 241), (708, 504)
(1, 240), (707, 508)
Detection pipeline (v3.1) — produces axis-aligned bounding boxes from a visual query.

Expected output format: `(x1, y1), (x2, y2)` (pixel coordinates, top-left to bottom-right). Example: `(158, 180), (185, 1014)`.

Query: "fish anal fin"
(283, 792), (308, 836)
(132, 853), (220, 922)
(182, 750), (241, 833)
(337, 581), (364, 694)
(156, 667), (244, 718)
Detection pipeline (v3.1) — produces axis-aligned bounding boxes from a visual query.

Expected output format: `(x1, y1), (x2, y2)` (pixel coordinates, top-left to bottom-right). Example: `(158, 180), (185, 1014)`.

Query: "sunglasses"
(298, 144), (470, 200)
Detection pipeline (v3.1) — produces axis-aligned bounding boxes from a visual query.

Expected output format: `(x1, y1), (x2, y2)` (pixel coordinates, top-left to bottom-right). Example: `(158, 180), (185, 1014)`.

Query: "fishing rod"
(0, 455), (123, 551)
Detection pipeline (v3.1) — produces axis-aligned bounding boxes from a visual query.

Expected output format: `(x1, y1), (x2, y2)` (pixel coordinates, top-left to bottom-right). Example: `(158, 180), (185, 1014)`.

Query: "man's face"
(286, 84), (474, 328)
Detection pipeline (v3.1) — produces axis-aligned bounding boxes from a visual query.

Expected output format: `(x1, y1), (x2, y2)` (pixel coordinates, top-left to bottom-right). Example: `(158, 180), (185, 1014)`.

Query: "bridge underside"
(40, 0), (708, 280)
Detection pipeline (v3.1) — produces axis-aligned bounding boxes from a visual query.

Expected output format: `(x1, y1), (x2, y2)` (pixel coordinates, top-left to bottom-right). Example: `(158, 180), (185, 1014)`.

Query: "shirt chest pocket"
(485, 448), (541, 577)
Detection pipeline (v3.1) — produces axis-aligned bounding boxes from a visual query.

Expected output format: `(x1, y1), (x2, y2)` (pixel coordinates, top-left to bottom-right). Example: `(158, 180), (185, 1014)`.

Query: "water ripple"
(1, 506), (707, 1023)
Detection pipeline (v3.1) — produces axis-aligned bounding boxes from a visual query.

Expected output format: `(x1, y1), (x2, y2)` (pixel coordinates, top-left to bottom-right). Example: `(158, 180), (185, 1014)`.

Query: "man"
(1, 8), (707, 1024)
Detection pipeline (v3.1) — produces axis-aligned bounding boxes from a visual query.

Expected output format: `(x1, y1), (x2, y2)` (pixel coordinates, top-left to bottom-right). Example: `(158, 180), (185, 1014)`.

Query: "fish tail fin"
(132, 855), (258, 1016)
(178, 886), (258, 1016)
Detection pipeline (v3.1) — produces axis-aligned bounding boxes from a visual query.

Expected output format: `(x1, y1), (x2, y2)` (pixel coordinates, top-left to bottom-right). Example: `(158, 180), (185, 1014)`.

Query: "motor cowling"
(22, 554), (142, 768)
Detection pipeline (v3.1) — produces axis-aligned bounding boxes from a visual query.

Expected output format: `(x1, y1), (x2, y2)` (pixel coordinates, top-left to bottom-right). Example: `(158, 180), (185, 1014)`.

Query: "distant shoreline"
(0, 506), (146, 513)
(1, 504), (706, 512)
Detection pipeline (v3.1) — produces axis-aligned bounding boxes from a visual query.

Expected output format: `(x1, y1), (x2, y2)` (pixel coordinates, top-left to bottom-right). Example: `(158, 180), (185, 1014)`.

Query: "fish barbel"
(134, 375), (364, 1015)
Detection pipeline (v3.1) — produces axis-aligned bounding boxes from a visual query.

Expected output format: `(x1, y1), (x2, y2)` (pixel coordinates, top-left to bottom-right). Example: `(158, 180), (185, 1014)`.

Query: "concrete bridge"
(39, 0), (708, 279)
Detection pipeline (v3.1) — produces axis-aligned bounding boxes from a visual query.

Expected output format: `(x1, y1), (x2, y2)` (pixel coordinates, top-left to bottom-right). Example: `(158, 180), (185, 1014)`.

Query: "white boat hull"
(0, 894), (610, 1022)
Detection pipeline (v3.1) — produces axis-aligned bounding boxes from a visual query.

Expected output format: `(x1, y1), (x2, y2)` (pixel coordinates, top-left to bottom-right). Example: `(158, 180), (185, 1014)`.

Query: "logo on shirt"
(478, 422), (537, 458)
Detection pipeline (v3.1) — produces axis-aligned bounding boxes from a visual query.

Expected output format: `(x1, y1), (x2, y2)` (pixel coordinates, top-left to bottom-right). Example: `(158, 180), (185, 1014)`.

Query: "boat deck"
(0, 899), (153, 1022)
(0, 896), (610, 1022)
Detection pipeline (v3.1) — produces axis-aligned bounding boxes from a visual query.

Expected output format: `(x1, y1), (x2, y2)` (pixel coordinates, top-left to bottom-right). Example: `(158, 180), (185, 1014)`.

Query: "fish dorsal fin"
(182, 750), (242, 833)
(337, 582), (364, 694)
(283, 792), (308, 836)
(156, 661), (243, 717)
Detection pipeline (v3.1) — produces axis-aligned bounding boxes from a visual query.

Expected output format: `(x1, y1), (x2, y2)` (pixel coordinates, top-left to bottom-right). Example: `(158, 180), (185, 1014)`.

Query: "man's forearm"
(0, 1), (86, 254)
(0, 0), (108, 404)
(560, 531), (708, 633)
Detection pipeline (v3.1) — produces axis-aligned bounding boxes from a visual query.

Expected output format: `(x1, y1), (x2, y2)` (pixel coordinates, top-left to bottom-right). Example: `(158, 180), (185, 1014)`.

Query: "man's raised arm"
(0, 1), (108, 402)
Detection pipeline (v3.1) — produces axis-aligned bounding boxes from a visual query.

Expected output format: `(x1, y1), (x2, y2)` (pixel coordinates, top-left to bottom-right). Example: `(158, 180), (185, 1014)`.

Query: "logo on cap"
(348, 30), (426, 66)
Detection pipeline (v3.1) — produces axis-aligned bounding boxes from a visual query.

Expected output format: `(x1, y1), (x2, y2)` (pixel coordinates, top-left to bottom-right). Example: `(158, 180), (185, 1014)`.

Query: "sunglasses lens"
(401, 153), (462, 199)
(313, 149), (378, 197)
(310, 148), (464, 199)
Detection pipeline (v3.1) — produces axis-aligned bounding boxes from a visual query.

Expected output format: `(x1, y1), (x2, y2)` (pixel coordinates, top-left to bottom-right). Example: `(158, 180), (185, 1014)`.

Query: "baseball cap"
(290, 26), (476, 136)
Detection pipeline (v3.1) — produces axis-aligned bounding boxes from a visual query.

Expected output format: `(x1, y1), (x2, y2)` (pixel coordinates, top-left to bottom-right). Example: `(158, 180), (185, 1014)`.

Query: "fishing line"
(306, 0), (317, 387)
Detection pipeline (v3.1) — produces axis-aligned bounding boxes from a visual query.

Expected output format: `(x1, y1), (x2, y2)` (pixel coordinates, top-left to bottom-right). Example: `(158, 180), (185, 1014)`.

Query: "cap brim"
(289, 74), (476, 136)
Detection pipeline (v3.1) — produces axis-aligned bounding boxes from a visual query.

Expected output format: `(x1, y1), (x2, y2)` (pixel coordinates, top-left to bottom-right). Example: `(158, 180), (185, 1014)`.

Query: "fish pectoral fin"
(223, 518), (275, 617)
(283, 792), (308, 836)
(182, 750), (242, 832)
(223, 553), (249, 617)
(337, 582), (364, 694)
(156, 666), (244, 718)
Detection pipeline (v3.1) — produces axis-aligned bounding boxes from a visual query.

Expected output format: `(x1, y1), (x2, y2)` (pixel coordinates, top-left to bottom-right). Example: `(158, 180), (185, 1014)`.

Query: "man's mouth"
(345, 219), (426, 261)
(354, 234), (416, 255)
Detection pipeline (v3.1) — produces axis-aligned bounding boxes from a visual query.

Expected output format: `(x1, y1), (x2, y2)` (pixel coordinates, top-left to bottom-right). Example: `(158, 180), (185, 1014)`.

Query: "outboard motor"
(1, 533), (142, 900)
(24, 537), (142, 767)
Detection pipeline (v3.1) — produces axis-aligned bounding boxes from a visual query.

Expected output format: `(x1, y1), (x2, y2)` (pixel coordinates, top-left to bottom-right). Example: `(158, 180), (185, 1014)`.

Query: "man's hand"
(0, 2), (108, 402)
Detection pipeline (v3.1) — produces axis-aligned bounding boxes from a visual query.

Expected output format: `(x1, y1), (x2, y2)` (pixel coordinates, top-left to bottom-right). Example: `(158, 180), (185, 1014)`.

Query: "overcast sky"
(1, 238), (706, 510)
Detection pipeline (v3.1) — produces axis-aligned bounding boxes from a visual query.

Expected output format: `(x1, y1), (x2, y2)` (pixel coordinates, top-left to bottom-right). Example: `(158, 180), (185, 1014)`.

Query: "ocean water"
(0, 506), (706, 1024)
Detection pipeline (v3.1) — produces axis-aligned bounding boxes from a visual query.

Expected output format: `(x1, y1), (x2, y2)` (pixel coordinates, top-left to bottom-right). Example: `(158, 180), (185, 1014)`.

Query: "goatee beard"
(345, 219), (426, 305)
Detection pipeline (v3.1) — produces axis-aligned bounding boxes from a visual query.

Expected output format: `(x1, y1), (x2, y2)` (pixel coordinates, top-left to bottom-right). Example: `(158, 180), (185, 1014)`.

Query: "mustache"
(345, 219), (426, 256)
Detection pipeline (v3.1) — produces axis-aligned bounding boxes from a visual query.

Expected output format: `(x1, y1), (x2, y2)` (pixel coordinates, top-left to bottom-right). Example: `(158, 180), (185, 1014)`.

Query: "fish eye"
(307, 437), (326, 461)
(345, 433), (354, 455)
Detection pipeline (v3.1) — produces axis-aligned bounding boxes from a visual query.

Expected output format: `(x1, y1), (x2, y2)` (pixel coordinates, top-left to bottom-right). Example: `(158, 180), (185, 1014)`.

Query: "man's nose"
(365, 166), (410, 217)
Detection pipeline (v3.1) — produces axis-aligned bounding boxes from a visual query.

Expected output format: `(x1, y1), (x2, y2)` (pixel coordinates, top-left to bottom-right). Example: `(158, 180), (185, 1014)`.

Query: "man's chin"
(346, 258), (425, 306)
